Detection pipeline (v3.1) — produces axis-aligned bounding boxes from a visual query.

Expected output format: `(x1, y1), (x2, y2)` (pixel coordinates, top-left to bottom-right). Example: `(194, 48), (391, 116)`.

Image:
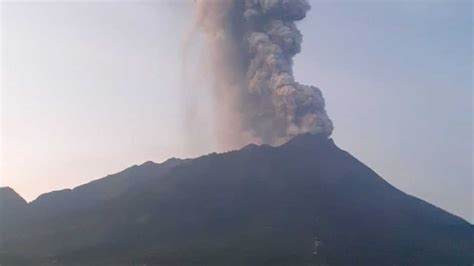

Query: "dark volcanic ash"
(194, 0), (333, 147)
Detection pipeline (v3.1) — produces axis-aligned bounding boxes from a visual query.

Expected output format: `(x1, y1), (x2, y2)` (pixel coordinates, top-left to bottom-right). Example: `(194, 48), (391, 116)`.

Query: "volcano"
(1, 134), (472, 265)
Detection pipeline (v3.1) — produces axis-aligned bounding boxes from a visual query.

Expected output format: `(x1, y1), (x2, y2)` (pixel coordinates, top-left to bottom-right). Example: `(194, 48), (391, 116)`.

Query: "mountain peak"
(0, 186), (27, 205)
(241, 143), (259, 151)
(140, 160), (157, 167)
(283, 133), (335, 149)
(0, 186), (15, 193)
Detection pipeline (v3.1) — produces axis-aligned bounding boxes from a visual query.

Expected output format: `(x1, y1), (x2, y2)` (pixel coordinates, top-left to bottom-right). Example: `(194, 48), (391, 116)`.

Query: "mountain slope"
(0, 187), (26, 210)
(1, 134), (472, 265)
(28, 157), (186, 219)
(0, 187), (27, 226)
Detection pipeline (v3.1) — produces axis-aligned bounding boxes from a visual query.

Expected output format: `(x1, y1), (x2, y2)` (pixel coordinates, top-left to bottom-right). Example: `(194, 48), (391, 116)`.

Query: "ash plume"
(193, 0), (333, 147)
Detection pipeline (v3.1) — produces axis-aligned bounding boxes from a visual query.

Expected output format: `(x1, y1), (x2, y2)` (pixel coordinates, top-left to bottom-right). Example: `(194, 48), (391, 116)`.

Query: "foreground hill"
(1, 134), (472, 265)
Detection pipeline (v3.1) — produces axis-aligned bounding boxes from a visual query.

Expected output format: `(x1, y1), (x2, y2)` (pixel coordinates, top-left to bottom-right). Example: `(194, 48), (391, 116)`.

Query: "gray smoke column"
(194, 0), (333, 146)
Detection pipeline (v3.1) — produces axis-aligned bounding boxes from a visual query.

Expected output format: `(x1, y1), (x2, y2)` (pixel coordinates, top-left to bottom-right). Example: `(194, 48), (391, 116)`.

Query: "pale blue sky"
(1, 0), (472, 222)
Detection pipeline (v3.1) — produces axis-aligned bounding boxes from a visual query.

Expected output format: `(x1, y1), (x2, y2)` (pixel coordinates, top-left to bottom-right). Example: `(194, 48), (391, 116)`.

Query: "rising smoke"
(193, 0), (333, 147)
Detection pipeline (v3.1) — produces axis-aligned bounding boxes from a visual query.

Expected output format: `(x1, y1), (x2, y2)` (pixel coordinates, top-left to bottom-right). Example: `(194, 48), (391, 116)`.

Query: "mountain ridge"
(1, 134), (471, 225)
(1, 133), (472, 265)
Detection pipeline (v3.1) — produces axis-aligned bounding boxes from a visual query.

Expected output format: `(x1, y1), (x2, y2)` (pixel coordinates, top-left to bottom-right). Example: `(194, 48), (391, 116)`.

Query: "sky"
(0, 0), (472, 222)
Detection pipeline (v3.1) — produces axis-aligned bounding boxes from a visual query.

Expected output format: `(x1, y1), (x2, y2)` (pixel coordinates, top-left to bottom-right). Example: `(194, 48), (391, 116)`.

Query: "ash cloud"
(193, 0), (333, 147)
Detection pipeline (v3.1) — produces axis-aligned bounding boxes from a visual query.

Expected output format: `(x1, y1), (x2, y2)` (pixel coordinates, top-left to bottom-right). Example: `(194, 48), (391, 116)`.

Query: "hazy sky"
(1, 0), (472, 222)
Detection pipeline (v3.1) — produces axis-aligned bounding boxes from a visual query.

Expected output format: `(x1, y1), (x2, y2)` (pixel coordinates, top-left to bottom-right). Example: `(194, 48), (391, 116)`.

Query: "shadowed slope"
(1, 134), (472, 265)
